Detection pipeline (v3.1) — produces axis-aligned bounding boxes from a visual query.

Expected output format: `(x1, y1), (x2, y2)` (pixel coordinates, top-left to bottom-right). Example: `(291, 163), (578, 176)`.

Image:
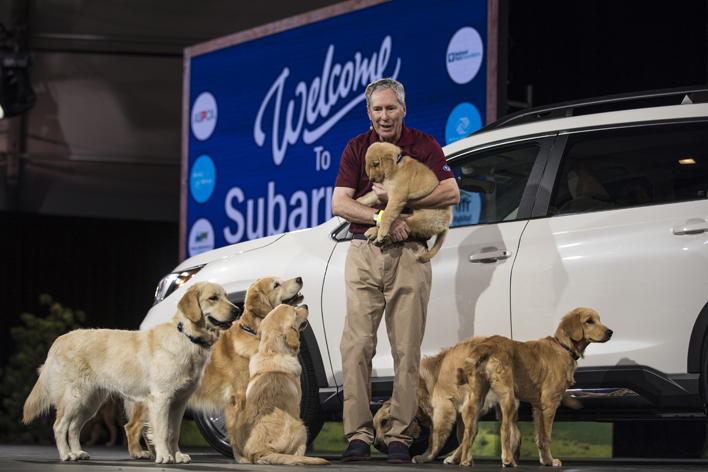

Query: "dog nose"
(231, 306), (241, 319)
(301, 304), (308, 310)
(606, 329), (613, 338)
(373, 440), (386, 452)
(296, 276), (302, 284)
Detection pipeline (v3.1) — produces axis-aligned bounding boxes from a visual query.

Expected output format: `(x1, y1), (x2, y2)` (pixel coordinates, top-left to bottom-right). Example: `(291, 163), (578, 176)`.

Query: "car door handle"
(672, 219), (708, 235)
(469, 250), (512, 263)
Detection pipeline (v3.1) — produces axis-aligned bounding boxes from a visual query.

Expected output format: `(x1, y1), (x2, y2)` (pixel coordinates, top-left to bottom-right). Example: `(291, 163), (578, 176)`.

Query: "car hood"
(174, 233), (286, 271)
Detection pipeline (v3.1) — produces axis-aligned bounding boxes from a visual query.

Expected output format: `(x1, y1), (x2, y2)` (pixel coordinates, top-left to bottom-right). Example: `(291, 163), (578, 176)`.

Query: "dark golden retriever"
(456, 307), (612, 467)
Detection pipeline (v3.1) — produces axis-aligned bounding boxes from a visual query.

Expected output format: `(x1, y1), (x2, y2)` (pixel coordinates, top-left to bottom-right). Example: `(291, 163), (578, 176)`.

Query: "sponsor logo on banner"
(190, 154), (216, 204)
(191, 92), (218, 141)
(446, 27), (484, 85)
(445, 102), (482, 144)
(189, 218), (215, 256)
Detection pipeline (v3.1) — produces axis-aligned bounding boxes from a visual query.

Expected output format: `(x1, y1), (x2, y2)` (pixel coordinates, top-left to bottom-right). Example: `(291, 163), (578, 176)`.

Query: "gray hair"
(365, 78), (405, 108)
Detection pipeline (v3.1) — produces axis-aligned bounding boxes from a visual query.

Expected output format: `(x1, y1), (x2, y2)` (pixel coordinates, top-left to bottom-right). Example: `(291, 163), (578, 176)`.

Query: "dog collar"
(396, 153), (402, 163)
(177, 322), (213, 346)
(240, 323), (257, 336)
(554, 337), (579, 360)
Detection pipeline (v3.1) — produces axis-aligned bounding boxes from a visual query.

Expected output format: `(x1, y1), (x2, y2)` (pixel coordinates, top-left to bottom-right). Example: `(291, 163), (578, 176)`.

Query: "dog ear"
(558, 309), (584, 342)
(285, 325), (301, 349)
(245, 283), (272, 315)
(178, 283), (204, 323)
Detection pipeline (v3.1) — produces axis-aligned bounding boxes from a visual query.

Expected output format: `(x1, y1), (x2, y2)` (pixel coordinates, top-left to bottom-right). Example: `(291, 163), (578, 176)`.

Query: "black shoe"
(341, 439), (371, 462)
(386, 441), (411, 464)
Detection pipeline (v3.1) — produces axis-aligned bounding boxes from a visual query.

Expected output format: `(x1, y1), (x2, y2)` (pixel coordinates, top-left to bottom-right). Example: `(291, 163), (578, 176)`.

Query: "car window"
(450, 140), (544, 227)
(549, 122), (708, 215)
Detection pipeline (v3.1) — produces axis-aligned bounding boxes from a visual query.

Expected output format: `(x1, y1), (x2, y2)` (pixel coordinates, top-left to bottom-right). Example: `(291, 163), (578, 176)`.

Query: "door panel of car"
(511, 121), (708, 373)
(322, 137), (553, 385)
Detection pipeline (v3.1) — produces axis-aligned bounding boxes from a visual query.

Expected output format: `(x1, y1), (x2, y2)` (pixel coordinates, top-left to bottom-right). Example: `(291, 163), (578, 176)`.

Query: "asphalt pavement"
(2, 445), (708, 472)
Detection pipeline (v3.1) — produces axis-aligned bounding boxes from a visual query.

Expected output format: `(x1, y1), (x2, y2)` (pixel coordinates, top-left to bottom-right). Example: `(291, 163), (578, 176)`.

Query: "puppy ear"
(178, 283), (203, 323)
(558, 309), (584, 342)
(285, 325), (300, 349)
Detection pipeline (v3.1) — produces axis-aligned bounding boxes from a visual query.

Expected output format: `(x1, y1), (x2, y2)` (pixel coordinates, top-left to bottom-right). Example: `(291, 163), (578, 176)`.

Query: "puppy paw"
(364, 227), (378, 240)
(175, 452), (191, 463)
(154, 454), (175, 464)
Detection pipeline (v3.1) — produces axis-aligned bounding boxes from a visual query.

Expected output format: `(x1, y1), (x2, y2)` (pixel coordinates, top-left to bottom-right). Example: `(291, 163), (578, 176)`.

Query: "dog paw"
(412, 455), (430, 464)
(552, 458), (562, 467)
(61, 453), (78, 461)
(502, 460), (517, 467)
(364, 227), (378, 240)
(154, 454), (175, 464)
(76, 451), (90, 460)
(131, 451), (154, 460)
(443, 456), (460, 465)
(460, 459), (474, 467)
(175, 452), (191, 463)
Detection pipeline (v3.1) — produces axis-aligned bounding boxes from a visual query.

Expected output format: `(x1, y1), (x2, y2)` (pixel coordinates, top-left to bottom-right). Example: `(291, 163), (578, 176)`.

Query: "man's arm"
(332, 186), (412, 242)
(372, 177), (460, 209)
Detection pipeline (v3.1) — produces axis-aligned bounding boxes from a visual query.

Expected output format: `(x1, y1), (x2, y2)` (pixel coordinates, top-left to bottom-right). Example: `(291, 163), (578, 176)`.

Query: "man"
(332, 78), (459, 463)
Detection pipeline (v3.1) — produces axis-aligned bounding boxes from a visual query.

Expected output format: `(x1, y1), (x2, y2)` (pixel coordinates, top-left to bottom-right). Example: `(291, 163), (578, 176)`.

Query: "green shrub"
(0, 295), (85, 444)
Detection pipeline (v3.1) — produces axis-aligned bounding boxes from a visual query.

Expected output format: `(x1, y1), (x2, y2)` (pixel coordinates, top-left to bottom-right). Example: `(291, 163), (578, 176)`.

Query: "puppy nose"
(606, 329), (613, 338)
(296, 276), (302, 284)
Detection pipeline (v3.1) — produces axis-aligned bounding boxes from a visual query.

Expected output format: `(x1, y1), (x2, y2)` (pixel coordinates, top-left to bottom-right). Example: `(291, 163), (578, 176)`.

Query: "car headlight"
(153, 265), (205, 306)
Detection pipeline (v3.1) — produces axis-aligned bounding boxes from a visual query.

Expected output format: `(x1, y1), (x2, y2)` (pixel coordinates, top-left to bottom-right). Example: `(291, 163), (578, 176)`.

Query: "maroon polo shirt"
(335, 124), (454, 234)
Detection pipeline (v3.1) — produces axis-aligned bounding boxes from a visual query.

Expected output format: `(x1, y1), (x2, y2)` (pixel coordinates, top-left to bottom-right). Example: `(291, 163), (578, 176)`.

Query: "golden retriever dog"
(372, 336), (489, 463)
(357, 142), (453, 262)
(124, 276), (304, 460)
(455, 307), (613, 467)
(232, 304), (330, 465)
(23, 282), (238, 463)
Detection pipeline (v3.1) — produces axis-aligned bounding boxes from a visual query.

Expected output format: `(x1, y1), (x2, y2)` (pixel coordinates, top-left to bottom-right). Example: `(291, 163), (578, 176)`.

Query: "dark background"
(1, 0), (706, 396)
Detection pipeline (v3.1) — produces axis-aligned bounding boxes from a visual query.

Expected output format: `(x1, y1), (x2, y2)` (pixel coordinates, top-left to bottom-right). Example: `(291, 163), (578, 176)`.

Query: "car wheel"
(408, 423), (459, 458)
(299, 337), (327, 443)
(193, 337), (327, 457)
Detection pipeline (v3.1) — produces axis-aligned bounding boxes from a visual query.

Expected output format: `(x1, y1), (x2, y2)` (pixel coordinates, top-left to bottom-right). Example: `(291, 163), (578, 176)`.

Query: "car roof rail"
(476, 86), (708, 134)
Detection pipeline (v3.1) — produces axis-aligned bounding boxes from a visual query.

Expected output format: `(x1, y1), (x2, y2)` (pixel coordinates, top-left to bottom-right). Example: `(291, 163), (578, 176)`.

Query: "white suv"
(141, 87), (708, 456)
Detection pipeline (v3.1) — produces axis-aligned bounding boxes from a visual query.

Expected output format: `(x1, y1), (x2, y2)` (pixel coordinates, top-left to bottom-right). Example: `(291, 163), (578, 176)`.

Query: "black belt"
(351, 233), (424, 243)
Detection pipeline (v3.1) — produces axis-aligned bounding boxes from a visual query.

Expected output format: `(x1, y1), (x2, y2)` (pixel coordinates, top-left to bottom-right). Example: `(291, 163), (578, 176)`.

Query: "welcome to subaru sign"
(182, 0), (499, 259)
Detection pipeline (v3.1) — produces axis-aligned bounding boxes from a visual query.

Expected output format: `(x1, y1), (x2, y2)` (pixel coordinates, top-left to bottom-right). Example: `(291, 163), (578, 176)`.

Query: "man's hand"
(388, 214), (411, 242)
(372, 183), (388, 204)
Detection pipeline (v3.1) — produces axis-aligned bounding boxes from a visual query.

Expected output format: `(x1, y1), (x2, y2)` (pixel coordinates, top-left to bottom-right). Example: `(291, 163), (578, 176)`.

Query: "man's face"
(367, 88), (406, 144)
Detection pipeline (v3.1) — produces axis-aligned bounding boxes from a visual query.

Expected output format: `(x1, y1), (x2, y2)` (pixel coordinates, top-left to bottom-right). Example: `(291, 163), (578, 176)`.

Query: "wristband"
(373, 210), (383, 227)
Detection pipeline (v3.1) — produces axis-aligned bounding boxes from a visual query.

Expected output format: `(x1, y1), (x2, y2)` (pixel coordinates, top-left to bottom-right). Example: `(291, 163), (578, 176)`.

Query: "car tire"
(408, 423), (460, 458)
(193, 337), (327, 457)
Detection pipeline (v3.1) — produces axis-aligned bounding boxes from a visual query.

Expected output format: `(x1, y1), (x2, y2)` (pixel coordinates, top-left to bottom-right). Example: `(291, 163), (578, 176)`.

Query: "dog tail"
(417, 227), (448, 263)
(456, 343), (498, 385)
(256, 453), (331, 466)
(23, 365), (51, 424)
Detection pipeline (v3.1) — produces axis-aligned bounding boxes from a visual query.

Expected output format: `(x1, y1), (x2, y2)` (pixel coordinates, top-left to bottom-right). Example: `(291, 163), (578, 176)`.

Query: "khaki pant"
(340, 238), (432, 446)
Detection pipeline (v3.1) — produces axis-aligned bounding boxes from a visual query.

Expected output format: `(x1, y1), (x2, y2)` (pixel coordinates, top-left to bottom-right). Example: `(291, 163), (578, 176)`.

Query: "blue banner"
(186, 0), (490, 257)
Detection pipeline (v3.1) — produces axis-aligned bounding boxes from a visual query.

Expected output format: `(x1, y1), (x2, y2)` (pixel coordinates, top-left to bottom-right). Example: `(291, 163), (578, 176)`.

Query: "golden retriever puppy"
(23, 282), (238, 463)
(357, 142), (453, 262)
(125, 276), (304, 460)
(232, 304), (330, 465)
(456, 308), (613, 467)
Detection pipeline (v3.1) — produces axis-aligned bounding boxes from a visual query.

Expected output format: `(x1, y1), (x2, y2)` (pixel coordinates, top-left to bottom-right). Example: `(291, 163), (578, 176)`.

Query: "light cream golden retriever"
(455, 308), (613, 467)
(23, 282), (238, 463)
(125, 276), (304, 460)
(357, 142), (453, 262)
(232, 304), (330, 465)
